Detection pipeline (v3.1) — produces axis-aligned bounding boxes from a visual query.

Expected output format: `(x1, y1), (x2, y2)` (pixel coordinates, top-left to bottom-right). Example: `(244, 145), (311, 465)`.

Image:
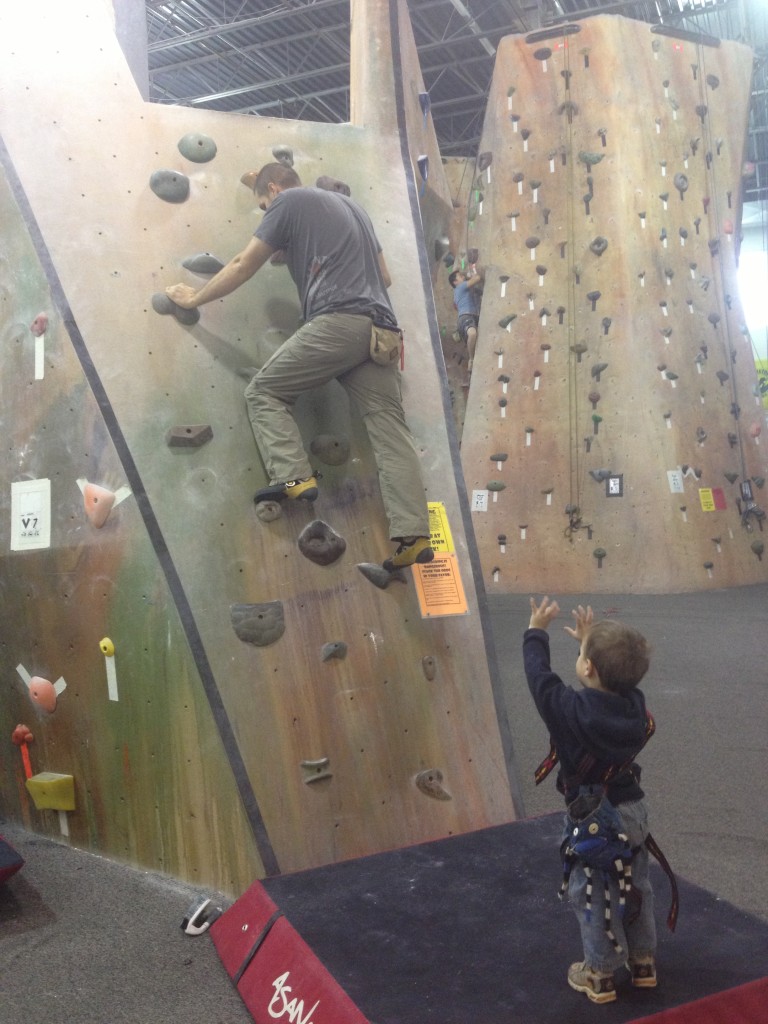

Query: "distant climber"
(165, 162), (434, 572)
(448, 265), (483, 382)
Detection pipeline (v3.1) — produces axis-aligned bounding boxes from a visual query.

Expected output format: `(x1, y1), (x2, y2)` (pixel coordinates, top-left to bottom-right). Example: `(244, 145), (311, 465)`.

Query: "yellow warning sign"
(427, 501), (455, 553)
(413, 552), (469, 618)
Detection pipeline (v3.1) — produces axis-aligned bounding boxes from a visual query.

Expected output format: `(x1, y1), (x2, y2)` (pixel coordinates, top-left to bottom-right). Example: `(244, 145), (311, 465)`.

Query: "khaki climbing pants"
(245, 312), (430, 539)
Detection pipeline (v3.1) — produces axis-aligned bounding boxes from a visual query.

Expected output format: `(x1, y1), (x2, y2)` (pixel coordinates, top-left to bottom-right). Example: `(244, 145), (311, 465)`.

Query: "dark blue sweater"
(523, 628), (649, 805)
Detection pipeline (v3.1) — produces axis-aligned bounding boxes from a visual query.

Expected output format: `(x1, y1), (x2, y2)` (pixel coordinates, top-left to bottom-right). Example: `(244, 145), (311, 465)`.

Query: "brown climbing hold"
(255, 500), (282, 523)
(316, 175), (351, 196)
(321, 642), (347, 662)
(166, 425), (213, 448)
(421, 656), (437, 681)
(298, 520), (346, 566)
(300, 758), (332, 784)
(83, 483), (116, 528)
(230, 602), (285, 647)
(357, 563), (407, 589)
(414, 768), (452, 801)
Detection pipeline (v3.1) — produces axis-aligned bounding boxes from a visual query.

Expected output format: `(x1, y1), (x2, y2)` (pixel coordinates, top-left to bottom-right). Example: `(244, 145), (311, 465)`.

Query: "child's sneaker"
(629, 957), (657, 988)
(567, 961), (617, 1004)
(382, 536), (434, 571)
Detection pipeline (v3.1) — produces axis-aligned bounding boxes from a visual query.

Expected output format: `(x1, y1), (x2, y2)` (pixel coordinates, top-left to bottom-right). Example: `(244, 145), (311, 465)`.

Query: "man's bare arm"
(166, 236), (275, 309)
(378, 251), (392, 289)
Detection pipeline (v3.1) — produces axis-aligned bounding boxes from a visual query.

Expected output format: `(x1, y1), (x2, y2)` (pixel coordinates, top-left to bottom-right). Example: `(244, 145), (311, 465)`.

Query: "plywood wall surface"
(460, 16), (768, 593)
(0, 0), (516, 888)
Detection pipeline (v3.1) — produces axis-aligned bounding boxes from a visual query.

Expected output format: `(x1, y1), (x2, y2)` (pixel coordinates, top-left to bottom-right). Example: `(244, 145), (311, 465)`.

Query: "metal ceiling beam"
(147, 0), (348, 53)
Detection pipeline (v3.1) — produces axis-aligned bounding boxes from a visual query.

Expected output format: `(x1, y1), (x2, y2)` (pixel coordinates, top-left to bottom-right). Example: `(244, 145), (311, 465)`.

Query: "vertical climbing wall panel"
(0, 0), (517, 889)
(461, 16), (768, 594)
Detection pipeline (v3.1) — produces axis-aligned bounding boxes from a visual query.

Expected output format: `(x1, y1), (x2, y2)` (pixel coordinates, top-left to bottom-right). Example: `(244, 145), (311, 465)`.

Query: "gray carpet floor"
(1, 584), (765, 1023)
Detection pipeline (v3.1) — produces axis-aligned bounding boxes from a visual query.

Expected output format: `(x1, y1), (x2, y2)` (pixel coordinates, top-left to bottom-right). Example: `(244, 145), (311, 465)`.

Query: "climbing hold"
(166, 424), (213, 448)
(487, 481), (506, 492)
(177, 132), (217, 163)
(415, 768), (451, 801)
(751, 540), (764, 561)
(151, 292), (200, 326)
(578, 151), (604, 171)
(182, 253), (225, 275)
(83, 482), (116, 528)
(30, 312), (48, 337)
(571, 342), (588, 362)
(298, 520), (346, 566)
(149, 169), (190, 203)
(254, 500), (282, 523)
(230, 602), (285, 646)
(309, 433), (350, 466)
(300, 758), (332, 784)
(316, 175), (351, 196)
(272, 145), (294, 167)
(25, 772), (75, 811)
(99, 637), (115, 657)
(442, 251), (455, 267)
(589, 237), (608, 257)
(28, 678), (56, 713)
(674, 173), (689, 200)
(321, 641), (347, 662)
(478, 151), (492, 171)
(589, 469), (611, 482)
(498, 314), (517, 330)
(587, 291), (601, 311)
(589, 391), (601, 409)
(357, 563), (407, 589)
(421, 656), (437, 681)
(593, 547), (607, 568)
(716, 370), (730, 385)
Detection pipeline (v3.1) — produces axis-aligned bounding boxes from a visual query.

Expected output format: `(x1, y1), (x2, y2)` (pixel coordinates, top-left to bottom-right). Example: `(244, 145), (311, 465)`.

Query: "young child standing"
(523, 596), (657, 1005)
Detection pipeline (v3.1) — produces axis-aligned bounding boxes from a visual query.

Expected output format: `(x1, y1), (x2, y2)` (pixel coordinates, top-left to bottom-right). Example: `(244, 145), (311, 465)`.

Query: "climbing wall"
(461, 15), (768, 594)
(0, 0), (517, 891)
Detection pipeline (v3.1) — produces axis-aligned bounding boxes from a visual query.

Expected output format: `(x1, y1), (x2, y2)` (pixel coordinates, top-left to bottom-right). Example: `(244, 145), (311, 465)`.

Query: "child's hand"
(529, 595), (560, 630)
(564, 604), (594, 641)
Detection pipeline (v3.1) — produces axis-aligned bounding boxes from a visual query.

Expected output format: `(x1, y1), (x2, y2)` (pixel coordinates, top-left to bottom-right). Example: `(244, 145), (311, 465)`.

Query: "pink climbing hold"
(30, 313), (48, 337)
(28, 677), (57, 714)
(83, 482), (116, 528)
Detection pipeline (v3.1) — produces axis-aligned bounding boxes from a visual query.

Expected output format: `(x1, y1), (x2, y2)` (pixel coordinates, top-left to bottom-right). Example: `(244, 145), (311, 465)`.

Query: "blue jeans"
(563, 795), (657, 972)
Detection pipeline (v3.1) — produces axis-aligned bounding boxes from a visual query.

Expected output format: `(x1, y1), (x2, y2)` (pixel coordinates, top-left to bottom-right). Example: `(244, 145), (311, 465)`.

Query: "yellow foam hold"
(25, 772), (76, 811)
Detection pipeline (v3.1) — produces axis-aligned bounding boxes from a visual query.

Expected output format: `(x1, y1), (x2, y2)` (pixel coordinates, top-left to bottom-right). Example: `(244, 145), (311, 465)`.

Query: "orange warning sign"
(412, 552), (469, 618)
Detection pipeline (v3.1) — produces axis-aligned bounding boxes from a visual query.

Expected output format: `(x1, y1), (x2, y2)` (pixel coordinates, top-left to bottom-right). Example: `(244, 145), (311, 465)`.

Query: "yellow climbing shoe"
(383, 536), (434, 572)
(255, 477), (318, 504)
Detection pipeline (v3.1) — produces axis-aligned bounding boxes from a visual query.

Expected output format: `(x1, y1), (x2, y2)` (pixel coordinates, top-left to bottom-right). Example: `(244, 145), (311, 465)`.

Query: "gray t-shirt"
(254, 187), (397, 327)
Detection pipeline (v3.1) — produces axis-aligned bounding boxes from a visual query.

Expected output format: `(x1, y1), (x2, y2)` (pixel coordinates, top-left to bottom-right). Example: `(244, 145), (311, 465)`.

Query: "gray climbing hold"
(309, 434), (350, 466)
(422, 655), (437, 681)
(230, 601), (285, 646)
(589, 237), (608, 257)
(321, 641), (348, 662)
(357, 563), (407, 589)
(316, 175), (351, 196)
(178, 132), (217, 163)
(182, 253), (226, 275)
(151, 292), (200, 326)
(254, 500), (282, 523)
(272, 145), (294, 167)
(298, 520), (346, 566)
(149, 169), (190, 203)
(415, 768), (452, 801)
(487, 481), (506, 492)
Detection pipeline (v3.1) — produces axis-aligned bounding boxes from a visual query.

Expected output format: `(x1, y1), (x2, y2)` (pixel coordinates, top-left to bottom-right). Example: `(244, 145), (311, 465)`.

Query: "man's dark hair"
(253, 162), (302, 195)
(584, 620), (650, 695)
(448, 270), (462, 287)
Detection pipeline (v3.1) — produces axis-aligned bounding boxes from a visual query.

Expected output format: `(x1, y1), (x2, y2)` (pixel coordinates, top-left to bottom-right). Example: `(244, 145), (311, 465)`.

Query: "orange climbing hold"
(28, 677), (57, 713)
(83, 482), (116, 528)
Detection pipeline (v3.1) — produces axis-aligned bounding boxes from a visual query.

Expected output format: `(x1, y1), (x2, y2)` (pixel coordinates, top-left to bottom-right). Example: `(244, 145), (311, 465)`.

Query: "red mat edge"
(629, 977), (768, 1024)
